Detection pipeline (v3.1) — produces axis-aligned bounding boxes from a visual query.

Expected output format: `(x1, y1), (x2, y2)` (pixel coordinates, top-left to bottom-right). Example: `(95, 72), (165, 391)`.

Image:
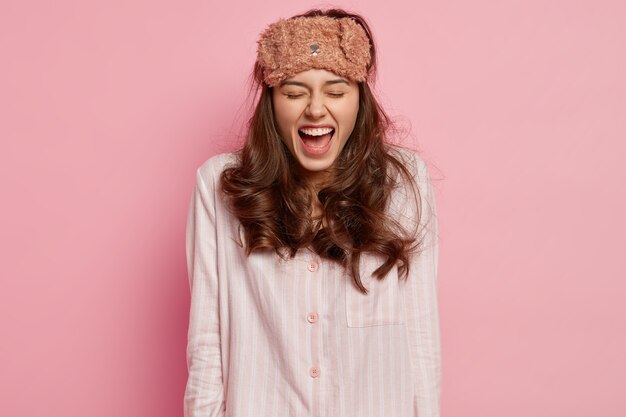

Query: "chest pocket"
(345, 252), (405, 327)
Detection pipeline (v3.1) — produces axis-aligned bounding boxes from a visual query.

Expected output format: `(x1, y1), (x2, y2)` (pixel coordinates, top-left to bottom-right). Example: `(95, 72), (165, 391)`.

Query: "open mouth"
(297, 127), (335, 154)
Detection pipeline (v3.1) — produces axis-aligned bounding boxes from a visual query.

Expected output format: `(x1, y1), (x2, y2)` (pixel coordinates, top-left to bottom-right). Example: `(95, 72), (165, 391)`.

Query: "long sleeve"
(400, 153), (442, 417)
(184, 167), (226, 417)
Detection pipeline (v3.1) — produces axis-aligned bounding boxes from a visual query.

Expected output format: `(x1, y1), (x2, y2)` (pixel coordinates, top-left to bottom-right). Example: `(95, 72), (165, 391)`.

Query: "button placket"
(306, 254), (322, 386)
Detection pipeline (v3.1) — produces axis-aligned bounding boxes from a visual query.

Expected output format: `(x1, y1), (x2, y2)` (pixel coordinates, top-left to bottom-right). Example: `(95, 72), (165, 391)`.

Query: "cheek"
(273, 103), (300, 134)
(339, 100), (359, 129)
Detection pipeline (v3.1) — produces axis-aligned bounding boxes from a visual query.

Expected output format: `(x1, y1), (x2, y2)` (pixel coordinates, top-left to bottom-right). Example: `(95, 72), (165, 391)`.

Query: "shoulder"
(385, 144), (437, 230)
(386, 144), (431, 188)
(195, 151), (240, 190)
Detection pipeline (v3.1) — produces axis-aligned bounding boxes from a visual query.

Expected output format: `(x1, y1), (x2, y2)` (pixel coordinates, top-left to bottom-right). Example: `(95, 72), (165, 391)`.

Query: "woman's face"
(271, 68), (360, 186)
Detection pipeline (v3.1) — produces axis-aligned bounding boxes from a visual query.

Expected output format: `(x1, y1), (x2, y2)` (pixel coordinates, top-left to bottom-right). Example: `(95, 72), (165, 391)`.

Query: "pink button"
(307, 312), (318, 323)
(309, 366), (320, 378)
(307, 261), (319, 272)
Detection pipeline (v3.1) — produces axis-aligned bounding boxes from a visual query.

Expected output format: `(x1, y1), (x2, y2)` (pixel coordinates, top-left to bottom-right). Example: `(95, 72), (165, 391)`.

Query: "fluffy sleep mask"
(256, 15), (372, 87)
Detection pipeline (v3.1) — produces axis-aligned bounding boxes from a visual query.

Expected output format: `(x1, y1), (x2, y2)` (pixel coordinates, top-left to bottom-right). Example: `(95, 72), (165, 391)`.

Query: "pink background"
(1, 0), (625, 416)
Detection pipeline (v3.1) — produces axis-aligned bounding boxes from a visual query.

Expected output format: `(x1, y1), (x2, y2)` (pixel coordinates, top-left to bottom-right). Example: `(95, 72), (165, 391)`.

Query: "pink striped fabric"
(184, 146), (441, 417)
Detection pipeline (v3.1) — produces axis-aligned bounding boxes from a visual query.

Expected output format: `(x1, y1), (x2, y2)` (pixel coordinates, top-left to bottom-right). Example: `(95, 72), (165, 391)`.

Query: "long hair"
(221, 8), (424, 294)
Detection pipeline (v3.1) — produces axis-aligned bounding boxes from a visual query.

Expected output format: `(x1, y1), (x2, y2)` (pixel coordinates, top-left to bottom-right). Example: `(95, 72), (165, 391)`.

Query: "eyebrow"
(279, 79), (350, 88)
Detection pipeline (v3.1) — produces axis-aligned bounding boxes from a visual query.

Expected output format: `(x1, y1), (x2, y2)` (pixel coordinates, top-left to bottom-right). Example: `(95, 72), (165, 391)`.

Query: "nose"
(304, 93), (327, 118)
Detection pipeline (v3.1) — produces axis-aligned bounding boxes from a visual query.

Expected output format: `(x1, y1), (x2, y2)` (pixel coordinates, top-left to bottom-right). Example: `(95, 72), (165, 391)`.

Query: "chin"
(298, 158), (336, 174)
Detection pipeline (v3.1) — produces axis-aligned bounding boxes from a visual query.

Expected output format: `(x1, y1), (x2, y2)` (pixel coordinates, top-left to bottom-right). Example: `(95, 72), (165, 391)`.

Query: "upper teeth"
(299, 127), (334, 136)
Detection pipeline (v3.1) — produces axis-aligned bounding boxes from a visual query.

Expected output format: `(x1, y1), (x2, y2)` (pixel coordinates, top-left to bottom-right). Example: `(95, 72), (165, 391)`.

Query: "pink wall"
(1, 0), (624, 416)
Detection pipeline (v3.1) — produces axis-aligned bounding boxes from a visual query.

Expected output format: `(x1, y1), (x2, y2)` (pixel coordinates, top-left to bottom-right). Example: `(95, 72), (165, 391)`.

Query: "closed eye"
(285, 93), (346, 99)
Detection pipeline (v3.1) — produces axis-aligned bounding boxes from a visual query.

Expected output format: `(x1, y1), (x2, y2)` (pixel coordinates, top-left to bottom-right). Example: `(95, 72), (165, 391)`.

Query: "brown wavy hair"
(221, 7), (424, 294)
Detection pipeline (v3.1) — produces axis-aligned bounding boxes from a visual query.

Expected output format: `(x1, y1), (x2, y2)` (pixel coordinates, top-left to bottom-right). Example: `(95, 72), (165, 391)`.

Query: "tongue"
(301, 132), (332, 148)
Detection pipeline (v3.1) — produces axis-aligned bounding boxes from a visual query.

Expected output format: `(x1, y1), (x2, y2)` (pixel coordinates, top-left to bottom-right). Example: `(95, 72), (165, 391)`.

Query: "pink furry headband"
(256, 15), (372, 87)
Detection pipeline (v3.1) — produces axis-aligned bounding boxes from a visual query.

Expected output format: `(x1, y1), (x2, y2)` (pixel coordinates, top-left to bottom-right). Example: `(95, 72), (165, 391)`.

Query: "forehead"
(279, 69), (353, 88)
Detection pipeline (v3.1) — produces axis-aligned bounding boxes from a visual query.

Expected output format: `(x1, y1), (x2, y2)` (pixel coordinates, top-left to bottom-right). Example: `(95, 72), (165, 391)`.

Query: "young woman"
(184, 8), (441, 417)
